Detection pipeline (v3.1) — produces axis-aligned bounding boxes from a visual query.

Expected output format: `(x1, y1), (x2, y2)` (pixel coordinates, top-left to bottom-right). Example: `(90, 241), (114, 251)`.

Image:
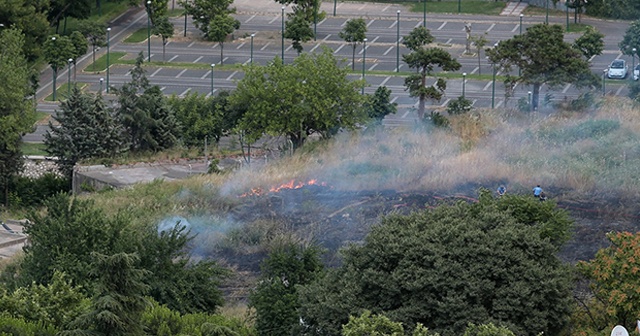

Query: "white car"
(634, 64), (640, 81)
(607, 59), (628, 79)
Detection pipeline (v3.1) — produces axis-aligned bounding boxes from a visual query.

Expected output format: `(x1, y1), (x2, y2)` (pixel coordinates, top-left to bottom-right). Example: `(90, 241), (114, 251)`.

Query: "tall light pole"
(184, 10), (187, 37)
(632, 48), (636, 81)
(67, 58), (73, 95)
(250, 33), (255, 64)
(545, 0), (549, 24)
(396, 10), (400, 72)
(211, 63), (216, 97)
(462, 73), (466, 98)
(602, 69), (607, 95)
(147, 0), (152, 62)
(52, 36), (57, 101)
(519, 14), (523, 76)
(100, 78), (104, 95)
(362, 38), (367, 95)
(422, 0), (426, 28)
(106, 27), (111, 93)
(313, 0), (317, 41)
(333, 0), (337, 16)
(281, 6), (285, 62)
(566, 3), (569, 31)
(491, 42), (498, 109)
(527, 91), (532, 110)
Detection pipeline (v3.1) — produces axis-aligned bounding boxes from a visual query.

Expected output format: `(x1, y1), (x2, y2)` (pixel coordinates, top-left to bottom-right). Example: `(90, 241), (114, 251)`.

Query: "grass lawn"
(168, 8), (187, 17)
(84, 52), (127, 72)
(87, 51), (244, 71)
(44, 83), (89, 102)
(53, 1), (131, 35)
(21, 143), (48, 156)
(124, 28), (151, 43)
(407, 1), (505, 15)
(35, 112), (50, 124)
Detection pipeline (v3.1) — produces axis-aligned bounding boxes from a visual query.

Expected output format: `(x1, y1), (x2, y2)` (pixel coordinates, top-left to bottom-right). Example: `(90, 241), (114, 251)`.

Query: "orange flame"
(239, 179), (328, 197)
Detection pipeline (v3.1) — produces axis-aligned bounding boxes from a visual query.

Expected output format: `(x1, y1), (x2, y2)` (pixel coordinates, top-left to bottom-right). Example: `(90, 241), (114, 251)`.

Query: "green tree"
(0, 0), (50, 62)
(148, 0), (169, 25)
(112, 52), (179, 152)
(0, 28), (36, 206)
(230, 49), (365, 149)
(342, 311), (404, 336)
(169, 91), (227, 147)
(339, 18), (367, 70)
(76, 20), (107, 72)
(573, 26), (604, 60)
(180, 0), (237, 38)
(620, 20), (640, 60)
(66, 252), (150, 336)
(576, 232), (640, 333)
(446, 96), (472, 115)
(274, 0), (321, 23)
(44, 34), (75, 100)
(463, 323), (515, 336)
(153, 15), (175, 62)
(48, 0), (92, 34)
(364, 86), (397, 124)
(487, 24), (596, 111)
(208, 13), (240, 64)
(249, 243), (324, 336)
(69, 30), (88, 80)
(298, 190), (573, 336)
(284, 12), (314, 55)
(469, 33), (487, 75)
(44, 87), (126, 176)
(584, 0), (639, 20)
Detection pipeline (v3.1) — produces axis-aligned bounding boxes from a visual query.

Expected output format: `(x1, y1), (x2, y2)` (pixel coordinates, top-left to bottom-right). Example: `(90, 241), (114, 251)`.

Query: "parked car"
(607, 59), (628, 79)
(634, 64), (640, 81)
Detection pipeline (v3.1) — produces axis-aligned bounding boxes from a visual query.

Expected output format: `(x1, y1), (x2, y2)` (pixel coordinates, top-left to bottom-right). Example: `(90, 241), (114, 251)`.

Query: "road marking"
(381, 76), (391, 86)
(285, 45), (293, 52)
(471, 66), (479, 74)
(227, 71), (238, 80)
(358, 3), (367, 10)
(168, 55), (178, 62)
(511, 24), (520, 33)
(310, 43), (322, 52)
(341, 19), (348, 27)
(322, 34), (332, 41)
(187, 41), (195, 48)
(486, 23), (495, 32)
(496, 100), (503, 108)
(368, 64), (378, 71)
(446, 38), (452, 44)
(383, 46), (394, 55)
(562, 83), (571, 93)
(222, 57), (228, 64)
(261, 42), (271, 50)
(319, 18), (327, 25)
(176, 69), (187, 78)
(366, 19), (376, 28)
(245, 14), (256, 23)
(440, 98), (451, 107)
(211, 43), (217, 49)
(389, 21), (397, 29)
(165, 41), (171, 47)
(193, 56), (203, 63)
(179, 88), (191, 97)
(437, 22), (447, 30)
(391, 96), (399, 104)
(382, 4), (390, 11)
(125, 70), (131, 76)
(483, 81), (492, 91)
(395, 64), (404, 71)
(160, 86), (166, 91)
(370, 36), (380, 44)
(236, 42), (246, 49)
(269, 15), (280, 24)
(414, 21), (423, 28)
(150, 68), (162, 77)
(334, 44), (346, 54)
(401, 110), (410, 118)
(589, 54), (596, 62)
(205, 90), (217, 97)
(201, 70), (212, 79)
(471, 99), (477, 105)
(359, 45), (366, 55)
(616, 85), (625, 96)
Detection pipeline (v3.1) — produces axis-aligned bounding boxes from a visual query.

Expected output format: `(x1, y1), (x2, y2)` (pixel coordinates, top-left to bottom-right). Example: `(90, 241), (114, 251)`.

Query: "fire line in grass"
(239, 179), (329, 197)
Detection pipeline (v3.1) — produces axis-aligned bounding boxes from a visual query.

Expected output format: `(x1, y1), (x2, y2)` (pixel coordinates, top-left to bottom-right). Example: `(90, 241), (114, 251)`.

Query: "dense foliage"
(298, 190), (574, 336)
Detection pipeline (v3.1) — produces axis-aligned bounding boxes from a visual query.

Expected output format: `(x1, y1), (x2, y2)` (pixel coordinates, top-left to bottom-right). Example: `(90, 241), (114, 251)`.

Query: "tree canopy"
(298, 190), (574, 336)
(230, 49), (366, 149)
(339, 18), (367, 70)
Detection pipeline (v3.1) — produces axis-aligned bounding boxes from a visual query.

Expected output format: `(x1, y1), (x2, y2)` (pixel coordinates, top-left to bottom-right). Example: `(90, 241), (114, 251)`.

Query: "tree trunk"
(163, 40), (166, 62)
(220, 42), (224, 65)
(532, 83), (541, 111)
(477, 53), (482, 75)
(92, 46), (96, 72)
(418, 71), (427, 120)
(352, 44), (356, 71)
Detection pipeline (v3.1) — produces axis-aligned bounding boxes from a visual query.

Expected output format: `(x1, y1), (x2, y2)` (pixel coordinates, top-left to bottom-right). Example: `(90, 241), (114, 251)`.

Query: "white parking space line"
(187, 41), (195, 48)
(358, 3), (367, 10)
(396, 64), (404, 71)
(322, 34), (332, 41)
(368, 64), (378, 71)
(589, 55), (596, 62)
(160, 87), (166, 91)
(391, 96), (399, 103)
(285, 45), (293, 52)
(179, 88), (191, 97)
(269, 15), (280, 24)
(383, 46), (394, 55)
(176, 69), (187, 78)
(487, 23), (496, 32)
(334, 44), (346, 54)
(165, 41), (171, 47)
(511, 24), (520, 33)
(205, 90), (217, 98)
(401, 110), (410, 118)
(201, 70), (212, 79)
(437, 22), (447, 30)
(562, 83), (571, 93)
(440, 98), (451, 107)
(496, 100), (503, 108)
(389, 21), (397, 29)
(370, 36), (380, 44)
(125, 70), (131, 76)
(211, 44), (217, 49)
(310, 43), (322, 52)
(226, 71), (238, 81)
(222, 57), (228, 64)
(168, 55), (179, 62)
(236, 42), (246, 49)
(446, 38), (452, 44)
(381, 76), (391, 86)
(483, 81), (492, 91)
(366, 19), (376, 28)
(150, 68), (162, 77)
(471, 66), (479, 74)
(319, 18), (327, 25)
(358, 45), (367, 54)
(414, 21), (423, 28)
(471, 99), (477, 105)
(193, 56), (203, 63)
(341, 19), (348, 27)
(616, 85), (625, 96)
(261, 42), (271, 50)
(245, 14), (256, 23)
(382, 4), (391, 11)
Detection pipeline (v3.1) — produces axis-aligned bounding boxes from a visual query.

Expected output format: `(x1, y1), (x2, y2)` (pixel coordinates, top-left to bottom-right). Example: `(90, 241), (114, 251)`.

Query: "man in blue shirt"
(533, 185), (542, 198)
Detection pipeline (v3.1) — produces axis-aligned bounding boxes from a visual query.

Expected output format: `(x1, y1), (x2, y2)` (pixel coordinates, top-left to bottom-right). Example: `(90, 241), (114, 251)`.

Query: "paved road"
(29, 0), (635, 140)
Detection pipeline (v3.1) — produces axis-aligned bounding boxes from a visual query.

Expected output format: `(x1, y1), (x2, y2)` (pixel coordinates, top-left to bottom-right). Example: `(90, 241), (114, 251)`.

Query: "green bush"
(446, 96), (473, 115)
(3, 173), (69, 208)
(0, 313), (57, 336)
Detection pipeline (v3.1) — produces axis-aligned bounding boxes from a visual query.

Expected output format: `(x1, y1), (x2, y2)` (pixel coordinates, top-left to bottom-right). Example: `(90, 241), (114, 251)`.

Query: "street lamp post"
(602, 69), (607, 95)
(281, 6), (285, 62)
(333, 0), (337, 16)
(462, 73), (466, 98)
(632, 48), (636, 81)
(491, 42), (498, 109)
(52, 36), (57, 101)
(184, 11), (187, 37)
(527, 91), (532, 110)
(362, 38), (367, 95)
(106, 27), (111, 93)
(519, 14), (523, 34)
(396, 10), (400, 72)
(545, 0), (549, 24)
(313, 0), (317, 41)
(423, 0), (426, 28)
(250, 33), (255, 64)
(100, 78), (104, 95)
(147, 0), (152, 62)
(566, 3), (569, 31)
(67, 58), (73, 95)
(211, 63), (216, 97)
